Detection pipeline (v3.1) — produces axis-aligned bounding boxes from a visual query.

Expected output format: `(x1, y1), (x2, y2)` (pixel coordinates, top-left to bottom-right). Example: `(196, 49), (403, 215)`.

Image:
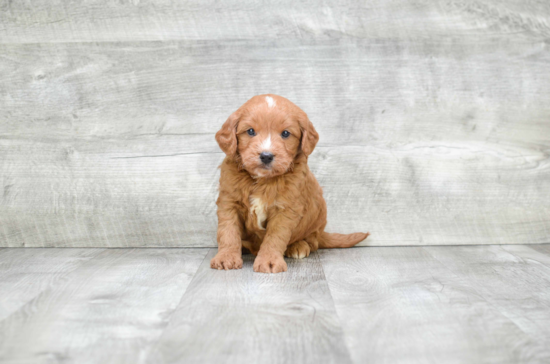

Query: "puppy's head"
(216, 94), (319, 178)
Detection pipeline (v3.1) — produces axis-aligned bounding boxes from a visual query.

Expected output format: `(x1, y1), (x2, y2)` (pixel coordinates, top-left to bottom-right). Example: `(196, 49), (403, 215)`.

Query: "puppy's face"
(236, 101), (301, 178)
(216, 95), (319, 179)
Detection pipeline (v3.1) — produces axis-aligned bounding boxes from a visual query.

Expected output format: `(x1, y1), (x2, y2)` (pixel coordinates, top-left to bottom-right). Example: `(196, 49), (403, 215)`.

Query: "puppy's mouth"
(256, 164), (272, 176)
(252, 163), (276, 178)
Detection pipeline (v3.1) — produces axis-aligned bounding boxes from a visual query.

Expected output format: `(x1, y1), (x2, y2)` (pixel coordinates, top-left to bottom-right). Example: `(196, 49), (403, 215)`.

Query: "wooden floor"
(1, 245), (550, 363)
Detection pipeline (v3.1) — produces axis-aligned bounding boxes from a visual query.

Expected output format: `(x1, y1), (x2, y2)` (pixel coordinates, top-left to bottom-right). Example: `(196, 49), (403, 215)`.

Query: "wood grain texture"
(530, 244), (550, 256)
(0, 248), (103, 321)
(1, 0), (549, 43)
(319, 246), (550, 364)
(1, 1), (549, 247)
(2, 246), (550, 363)
(148, 249), (352, 364)
(0, 248), (208, 364)
(425, 245), (550, 345)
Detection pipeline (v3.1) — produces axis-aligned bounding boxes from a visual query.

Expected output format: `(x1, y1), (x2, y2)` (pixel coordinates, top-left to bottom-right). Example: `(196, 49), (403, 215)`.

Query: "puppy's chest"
(247, 195), (277, 231)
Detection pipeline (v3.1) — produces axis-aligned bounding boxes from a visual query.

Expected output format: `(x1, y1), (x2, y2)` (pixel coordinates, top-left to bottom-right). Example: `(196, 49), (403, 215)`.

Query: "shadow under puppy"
(212, 94), (369, 273)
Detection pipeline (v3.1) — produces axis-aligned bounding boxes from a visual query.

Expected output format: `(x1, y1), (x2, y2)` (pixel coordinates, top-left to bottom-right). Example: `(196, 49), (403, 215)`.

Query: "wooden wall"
(1, 1), (549, 247)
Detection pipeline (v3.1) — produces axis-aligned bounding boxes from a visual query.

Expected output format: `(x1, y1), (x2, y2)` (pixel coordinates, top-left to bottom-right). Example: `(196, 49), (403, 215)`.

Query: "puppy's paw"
(253, 253), (287, 273)
(284, 240), (311, 259)
(210, 251), (243, 270)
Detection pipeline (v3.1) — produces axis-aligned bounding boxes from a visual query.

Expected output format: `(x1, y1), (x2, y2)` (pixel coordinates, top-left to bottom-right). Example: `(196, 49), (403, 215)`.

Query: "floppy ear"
(298, 112), (319, 157)
(215, 110), (240, 158)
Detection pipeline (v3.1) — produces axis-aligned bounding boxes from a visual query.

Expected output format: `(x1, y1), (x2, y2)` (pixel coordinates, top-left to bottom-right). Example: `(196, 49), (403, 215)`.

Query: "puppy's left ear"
(298, 112), (319, 157)
(215, 110), (241, 159)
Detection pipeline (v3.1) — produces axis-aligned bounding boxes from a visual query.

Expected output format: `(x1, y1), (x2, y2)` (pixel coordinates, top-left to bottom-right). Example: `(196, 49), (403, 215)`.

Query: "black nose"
(260, 152), (274, 165)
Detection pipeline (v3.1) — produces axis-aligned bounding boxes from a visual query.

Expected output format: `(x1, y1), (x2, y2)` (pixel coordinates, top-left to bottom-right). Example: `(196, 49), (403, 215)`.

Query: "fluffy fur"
(211, 94), (369, 273)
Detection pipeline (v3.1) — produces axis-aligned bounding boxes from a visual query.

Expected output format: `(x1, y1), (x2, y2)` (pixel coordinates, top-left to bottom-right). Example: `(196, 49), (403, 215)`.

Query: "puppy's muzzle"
(260, 152), (274, 165)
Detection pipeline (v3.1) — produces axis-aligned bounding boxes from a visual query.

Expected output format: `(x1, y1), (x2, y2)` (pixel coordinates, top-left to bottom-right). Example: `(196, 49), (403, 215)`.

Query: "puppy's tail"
(318, 231), (369, 249)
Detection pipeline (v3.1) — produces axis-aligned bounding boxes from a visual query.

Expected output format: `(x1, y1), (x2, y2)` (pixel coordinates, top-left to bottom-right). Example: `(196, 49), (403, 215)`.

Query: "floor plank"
(425, 245), (550, 348)
(0, 248), (208, 364)
(1, 246), (550, 363)
(148, 250), (351, 364)
(319, 246), (550, 364)
(500, 244), (550, 270)
(0, 248), (104, 321)
(529, 244), (550, 257)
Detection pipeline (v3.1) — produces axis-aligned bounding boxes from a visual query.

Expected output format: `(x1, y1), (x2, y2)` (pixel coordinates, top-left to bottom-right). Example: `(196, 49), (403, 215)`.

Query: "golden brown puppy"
(212, 94), (369, 273)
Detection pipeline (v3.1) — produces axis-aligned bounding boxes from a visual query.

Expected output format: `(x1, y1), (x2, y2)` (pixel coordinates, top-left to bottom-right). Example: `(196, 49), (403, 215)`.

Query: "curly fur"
(211, 94), (369, 273)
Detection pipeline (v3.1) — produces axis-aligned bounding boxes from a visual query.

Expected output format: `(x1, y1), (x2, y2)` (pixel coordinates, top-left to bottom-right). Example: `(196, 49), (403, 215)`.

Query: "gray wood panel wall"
(1, 1), (549, 247)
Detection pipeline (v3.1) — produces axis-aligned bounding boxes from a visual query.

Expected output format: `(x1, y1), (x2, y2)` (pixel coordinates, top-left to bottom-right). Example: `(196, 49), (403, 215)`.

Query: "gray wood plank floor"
(1, 245), (550, 363)
(0, 248), (208, 364)
(320, 246), (550, 364)
(148, 250), (351, 364)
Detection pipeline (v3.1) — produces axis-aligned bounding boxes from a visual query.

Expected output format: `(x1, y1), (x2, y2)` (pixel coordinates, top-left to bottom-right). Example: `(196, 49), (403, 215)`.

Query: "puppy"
(211, 94), (369, 273)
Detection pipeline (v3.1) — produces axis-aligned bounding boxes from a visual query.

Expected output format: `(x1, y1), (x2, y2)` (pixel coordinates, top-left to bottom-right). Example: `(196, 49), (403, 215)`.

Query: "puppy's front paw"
(253, 253), (287, 273)
(210, 251), (243, 270)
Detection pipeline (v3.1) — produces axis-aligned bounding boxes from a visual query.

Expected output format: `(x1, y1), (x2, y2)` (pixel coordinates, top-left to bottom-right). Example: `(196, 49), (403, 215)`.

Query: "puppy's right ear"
(215, 110), (240, 158)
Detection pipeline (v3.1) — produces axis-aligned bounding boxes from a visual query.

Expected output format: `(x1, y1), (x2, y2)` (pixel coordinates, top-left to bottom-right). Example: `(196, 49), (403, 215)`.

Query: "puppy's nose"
(260, 152), (274, 165)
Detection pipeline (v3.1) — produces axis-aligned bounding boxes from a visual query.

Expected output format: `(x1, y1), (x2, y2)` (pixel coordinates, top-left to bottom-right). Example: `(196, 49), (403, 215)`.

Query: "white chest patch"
(250, 197), (267, 230)
(265, 96), (276, 108)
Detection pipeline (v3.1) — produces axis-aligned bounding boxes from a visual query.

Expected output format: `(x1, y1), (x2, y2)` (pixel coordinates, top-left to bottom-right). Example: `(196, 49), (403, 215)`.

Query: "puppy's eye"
(247, 128), (255, 136)
(281, 130), (290, 139)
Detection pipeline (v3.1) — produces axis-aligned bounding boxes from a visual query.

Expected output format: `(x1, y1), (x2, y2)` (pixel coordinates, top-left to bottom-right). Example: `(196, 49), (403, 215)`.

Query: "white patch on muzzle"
(261, 134), (272, 151)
